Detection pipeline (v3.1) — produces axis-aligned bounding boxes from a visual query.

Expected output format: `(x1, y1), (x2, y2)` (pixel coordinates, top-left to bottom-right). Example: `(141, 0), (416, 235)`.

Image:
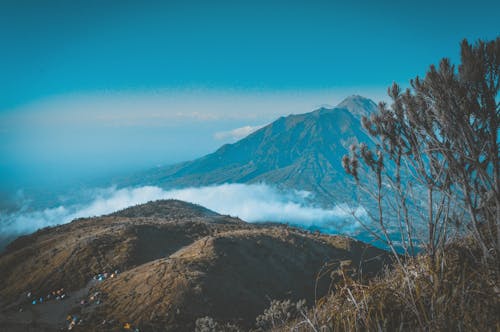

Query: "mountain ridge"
(123, 95), (378, 206)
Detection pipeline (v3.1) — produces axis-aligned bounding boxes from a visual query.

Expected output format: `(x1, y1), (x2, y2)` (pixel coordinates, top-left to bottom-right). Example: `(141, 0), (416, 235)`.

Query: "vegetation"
(255, 299), (306, 330)
(273, 37), (500, 331)
(343, 38), (499, 260)
(273, 237), (499, 331)
(195, 316), (240, 332)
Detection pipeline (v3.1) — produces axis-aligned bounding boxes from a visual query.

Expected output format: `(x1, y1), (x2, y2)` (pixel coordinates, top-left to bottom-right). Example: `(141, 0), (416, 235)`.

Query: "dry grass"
(275, 237), (500, 332)
(76, 228), (389, 331)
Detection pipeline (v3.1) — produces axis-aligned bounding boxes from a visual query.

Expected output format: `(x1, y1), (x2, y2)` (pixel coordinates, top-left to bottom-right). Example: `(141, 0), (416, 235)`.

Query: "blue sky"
(2, 0), (499, 110)
(0, 0), (499, 194)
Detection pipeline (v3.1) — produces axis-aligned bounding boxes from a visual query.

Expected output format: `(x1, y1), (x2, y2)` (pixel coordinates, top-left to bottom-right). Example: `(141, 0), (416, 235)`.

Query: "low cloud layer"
(0, 184), (364, 242)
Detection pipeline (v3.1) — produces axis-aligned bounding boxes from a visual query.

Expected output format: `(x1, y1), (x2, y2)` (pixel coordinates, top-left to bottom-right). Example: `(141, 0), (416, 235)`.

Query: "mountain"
(0, 199), (390, 331)
(336, 94), (378, 119)
(125, 95), (378, 205)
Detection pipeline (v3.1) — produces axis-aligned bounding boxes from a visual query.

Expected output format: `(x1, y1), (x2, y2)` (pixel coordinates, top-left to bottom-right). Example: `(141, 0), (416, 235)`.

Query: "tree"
(343, 38), (500, 263)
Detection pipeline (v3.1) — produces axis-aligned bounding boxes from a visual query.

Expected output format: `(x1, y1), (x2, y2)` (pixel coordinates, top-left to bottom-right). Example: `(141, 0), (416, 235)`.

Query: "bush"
(278, 236), (499, 331)
(255, 299), (306, 330)
(195, 316), (241, 332)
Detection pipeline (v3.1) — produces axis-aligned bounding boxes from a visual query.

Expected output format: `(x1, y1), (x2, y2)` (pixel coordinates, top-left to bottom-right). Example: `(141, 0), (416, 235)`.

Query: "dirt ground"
(0, 280), (98, 331)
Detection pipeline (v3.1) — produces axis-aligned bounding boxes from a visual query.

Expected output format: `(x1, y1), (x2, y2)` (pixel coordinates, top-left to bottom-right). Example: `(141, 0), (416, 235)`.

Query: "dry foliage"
(265, 37), (500, 332)
(273, 235), (499, 331)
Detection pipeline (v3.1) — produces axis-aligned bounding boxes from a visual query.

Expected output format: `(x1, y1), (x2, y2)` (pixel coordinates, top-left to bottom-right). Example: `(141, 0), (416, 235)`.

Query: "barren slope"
(87, 228), (388, 331)
(0, 199), (390, 331)
(0, 200), (244, 304)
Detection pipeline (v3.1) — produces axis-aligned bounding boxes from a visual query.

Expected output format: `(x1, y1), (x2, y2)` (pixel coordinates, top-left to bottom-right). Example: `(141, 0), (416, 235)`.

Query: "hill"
(0, 199), (389, 331)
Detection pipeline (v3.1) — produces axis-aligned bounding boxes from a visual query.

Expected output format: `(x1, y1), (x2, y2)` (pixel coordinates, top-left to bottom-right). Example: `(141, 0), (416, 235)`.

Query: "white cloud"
(214, 125), (264, 140)
(0, 184), (365, 240)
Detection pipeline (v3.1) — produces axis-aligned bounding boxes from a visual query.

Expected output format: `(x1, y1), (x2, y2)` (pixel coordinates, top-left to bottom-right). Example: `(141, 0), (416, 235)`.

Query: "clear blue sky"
(1, 0), (499, 110)
(0, 0), (498, 194)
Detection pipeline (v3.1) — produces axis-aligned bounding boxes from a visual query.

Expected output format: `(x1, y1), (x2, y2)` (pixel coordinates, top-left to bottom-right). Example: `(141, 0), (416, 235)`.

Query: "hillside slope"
(0, 200), (244, 304)
(0, 199), (389, 331)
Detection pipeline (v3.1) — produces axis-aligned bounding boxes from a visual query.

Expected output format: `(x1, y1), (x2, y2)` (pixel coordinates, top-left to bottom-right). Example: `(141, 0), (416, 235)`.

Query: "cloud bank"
(214, 125), (264, 141)
(0, 183), (364, 241)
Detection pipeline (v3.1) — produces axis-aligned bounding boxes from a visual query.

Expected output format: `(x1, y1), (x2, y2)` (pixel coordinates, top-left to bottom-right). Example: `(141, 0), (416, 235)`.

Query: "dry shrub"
(255, 299), (306, 330)
(276, 236), (499, 332)
(195, 316), (241, 332)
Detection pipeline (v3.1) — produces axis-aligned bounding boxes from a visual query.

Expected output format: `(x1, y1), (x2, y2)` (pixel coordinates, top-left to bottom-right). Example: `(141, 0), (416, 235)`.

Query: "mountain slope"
(91, 228), (388, 331)
(0, 199), (390, 331)
(126, 95), (377, 205)
(0, 200), (244, 304)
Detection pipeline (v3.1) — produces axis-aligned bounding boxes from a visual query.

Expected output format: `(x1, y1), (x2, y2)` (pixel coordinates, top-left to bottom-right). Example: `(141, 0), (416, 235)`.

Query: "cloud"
(0, 186), (166, 235)
(0, 184), (365, 243)
(214, 125), (264, 140)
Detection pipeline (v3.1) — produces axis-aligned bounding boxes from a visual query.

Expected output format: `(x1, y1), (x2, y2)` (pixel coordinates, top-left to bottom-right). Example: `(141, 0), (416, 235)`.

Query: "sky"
(0, 0), (499, 195)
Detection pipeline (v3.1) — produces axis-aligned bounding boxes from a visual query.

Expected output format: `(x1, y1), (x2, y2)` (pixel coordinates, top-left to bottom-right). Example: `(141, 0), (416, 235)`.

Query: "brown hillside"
(85, 228), (388, 331)
(0, 200), (390, 331)
(0, 200), (244, 304)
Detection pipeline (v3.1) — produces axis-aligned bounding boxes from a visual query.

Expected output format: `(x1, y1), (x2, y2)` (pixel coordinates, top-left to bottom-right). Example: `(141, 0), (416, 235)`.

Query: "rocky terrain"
(0, 199), (390, 331)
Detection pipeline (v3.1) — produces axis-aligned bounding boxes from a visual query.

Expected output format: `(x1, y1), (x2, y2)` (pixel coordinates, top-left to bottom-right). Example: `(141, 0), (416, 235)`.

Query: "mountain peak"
(336, 95), (378, 119)
(122, 93), (378, 206)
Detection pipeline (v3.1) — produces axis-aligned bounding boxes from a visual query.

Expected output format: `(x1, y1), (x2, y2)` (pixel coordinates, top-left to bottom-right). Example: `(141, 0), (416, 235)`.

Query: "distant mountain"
(336, 94), (378, 119)
(125, 95), (378, 206)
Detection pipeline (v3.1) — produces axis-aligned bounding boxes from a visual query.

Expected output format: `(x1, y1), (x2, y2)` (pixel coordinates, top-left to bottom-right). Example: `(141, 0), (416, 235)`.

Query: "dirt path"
(0, 280), (98, 331)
